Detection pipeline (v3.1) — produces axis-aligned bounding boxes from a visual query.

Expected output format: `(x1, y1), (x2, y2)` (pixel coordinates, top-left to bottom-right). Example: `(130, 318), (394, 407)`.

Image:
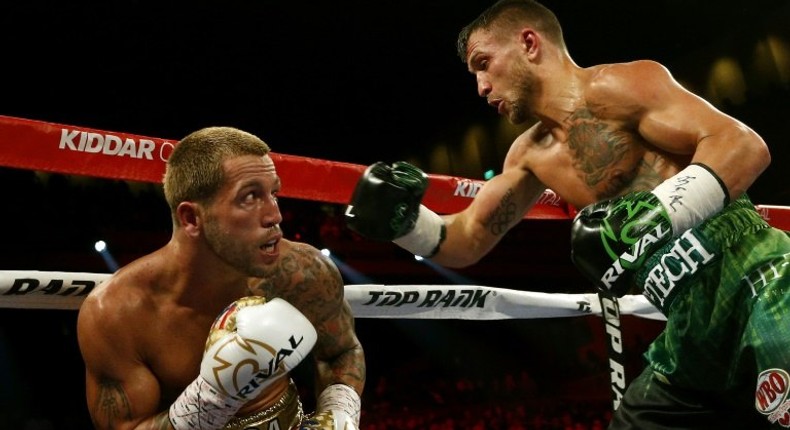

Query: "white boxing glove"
(170, 296), (317, 430)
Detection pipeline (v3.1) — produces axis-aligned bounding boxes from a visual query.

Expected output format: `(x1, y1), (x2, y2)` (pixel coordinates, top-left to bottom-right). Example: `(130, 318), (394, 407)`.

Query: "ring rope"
(2, 114), (787, 226)
(0, 115), (569, 219)
(0, 114), (787, 321)
(0, 269), (665, 320)
(3, 115), (785, 414)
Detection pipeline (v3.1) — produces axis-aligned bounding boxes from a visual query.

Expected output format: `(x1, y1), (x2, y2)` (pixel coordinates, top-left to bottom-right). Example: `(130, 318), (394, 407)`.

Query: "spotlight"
(93, 240), (119, 272)
(94, 240), (107, 253)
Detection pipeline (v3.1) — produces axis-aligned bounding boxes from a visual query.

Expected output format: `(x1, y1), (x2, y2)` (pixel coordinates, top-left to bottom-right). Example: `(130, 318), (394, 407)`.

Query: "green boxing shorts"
(613, 195), (790, 429)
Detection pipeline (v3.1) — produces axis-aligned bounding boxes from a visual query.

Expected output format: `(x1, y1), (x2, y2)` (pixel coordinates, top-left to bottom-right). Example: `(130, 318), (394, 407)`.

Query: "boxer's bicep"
(79, 301), (161, 429)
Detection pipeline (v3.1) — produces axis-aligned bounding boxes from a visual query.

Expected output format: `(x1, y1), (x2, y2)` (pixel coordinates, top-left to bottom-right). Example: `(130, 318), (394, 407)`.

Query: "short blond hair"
(163, 126), (271, 217)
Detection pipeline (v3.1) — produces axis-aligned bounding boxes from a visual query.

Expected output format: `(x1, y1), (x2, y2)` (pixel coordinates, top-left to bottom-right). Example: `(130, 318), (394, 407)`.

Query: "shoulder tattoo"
(252, 244), (343, 318)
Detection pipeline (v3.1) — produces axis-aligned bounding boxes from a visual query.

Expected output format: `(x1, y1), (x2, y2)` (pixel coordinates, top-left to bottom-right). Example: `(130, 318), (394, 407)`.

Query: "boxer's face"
(466, 27), (539, 124)
(202, 154), (283, 276)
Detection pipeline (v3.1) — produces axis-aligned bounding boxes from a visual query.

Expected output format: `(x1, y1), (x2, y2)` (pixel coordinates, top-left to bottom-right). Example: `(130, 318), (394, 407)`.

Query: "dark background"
(0, 1), (788, 428)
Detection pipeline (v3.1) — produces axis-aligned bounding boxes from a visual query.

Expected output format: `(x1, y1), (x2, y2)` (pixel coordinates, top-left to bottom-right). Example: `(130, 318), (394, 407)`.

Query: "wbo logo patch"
(756, 368), (790, 427)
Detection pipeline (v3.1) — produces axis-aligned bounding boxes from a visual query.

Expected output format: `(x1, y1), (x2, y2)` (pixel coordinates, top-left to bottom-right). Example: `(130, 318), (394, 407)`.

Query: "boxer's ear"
(177, 201), (200, 237)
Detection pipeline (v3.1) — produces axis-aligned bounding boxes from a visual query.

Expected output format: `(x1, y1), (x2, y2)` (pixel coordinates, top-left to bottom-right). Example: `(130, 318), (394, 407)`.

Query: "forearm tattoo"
(486, 188), (517, 236)
(323, 302), (366, 387)
(94, 378), (132, 429)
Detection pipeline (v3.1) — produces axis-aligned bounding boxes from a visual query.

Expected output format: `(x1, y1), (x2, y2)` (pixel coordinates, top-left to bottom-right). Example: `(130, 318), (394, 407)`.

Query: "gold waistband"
(223, 380), (303, 430)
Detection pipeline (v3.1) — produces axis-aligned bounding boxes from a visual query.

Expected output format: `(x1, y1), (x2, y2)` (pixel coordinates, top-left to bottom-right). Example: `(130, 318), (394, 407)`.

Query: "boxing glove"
(170, 296), (317, 430)
(571, 192), (673, 296)
(345, 161), (445, 257)
(571, 163), (728, 297)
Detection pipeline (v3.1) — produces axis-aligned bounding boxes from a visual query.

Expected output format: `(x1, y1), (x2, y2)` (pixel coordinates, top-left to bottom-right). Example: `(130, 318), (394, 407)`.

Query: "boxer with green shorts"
(343, 0), (782, 427)
(605, 195), (790, 428)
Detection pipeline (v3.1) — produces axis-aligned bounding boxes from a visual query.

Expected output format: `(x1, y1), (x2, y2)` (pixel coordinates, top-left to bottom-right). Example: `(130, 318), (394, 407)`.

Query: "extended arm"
(345, 140), (546, 268)
(434, 151), (547, 267)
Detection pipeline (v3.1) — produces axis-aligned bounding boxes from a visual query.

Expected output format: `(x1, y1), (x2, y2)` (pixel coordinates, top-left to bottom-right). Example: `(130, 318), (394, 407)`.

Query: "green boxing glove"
(345, 161), (445, 257)
(570, 163), (729, 299)
(571, 191), (674, 296)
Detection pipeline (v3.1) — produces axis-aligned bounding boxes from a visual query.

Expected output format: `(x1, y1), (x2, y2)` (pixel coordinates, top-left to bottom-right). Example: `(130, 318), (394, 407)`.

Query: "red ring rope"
(0, 114), (787, 229)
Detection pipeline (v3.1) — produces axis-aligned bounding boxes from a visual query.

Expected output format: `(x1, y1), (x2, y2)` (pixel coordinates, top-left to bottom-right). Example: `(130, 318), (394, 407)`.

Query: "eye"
(241, 191), (258, 205)
(470, 56), (488, 72)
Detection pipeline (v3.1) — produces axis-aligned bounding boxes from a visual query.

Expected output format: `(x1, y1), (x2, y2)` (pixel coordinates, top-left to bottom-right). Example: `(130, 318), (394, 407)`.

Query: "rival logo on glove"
(595, 198), (672, 290)
(600, 221), (671, 290)
(203, 296), (313, 400)
(389, 203), (412, 233)
(207, 334), (308, 399)
(571, 192), (675, 298)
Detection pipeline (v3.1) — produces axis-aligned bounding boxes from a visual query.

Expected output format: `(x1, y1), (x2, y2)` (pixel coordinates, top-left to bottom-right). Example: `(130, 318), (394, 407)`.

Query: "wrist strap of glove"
(316, 383), (362, 427)
(170, 376), (246, 430)
(651, 163), (729, 233)
(392, 205), (446, 257)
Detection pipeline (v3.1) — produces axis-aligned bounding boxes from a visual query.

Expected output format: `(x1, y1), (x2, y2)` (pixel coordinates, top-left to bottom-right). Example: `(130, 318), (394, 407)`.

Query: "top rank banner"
(0, 269), (665, 320)
(0, 115), (571, 219)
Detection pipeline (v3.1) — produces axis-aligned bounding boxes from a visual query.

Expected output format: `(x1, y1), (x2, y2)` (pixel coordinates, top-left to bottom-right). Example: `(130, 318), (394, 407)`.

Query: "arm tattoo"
(254, 244), (366, 389)
(323, 301), (366, 385)
(486, 188), (516, 236)
(94, 378), (132, 429)
(626, 158), (664, 192)
(252, 244), (340, 322)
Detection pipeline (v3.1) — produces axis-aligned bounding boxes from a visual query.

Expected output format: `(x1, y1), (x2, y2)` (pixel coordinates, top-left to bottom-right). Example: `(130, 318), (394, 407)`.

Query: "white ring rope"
(0, 115), (786, 324)
(0, 270), (665, 321)
(5, 114), (786, 415)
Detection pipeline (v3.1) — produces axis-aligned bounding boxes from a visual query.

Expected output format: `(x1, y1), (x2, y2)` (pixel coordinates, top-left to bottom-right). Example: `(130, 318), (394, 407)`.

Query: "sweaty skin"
(431, 26), (769, 269)
(78, 153), (365, 430)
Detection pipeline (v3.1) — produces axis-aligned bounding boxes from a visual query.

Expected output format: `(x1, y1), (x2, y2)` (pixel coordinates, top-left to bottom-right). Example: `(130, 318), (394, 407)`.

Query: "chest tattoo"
(566, 108), (639, 197)
(566, 108), (632, 188)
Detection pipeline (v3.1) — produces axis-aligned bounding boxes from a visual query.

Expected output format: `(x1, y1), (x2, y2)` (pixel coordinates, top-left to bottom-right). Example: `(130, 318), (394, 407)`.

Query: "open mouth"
(488, 98), (501, 109)
(261, 238), (278, 254)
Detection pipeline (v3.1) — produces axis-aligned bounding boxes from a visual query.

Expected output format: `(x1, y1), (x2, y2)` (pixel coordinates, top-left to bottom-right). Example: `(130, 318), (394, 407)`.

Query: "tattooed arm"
(252, 240), (366, 397)
(77, 290), (172, 430)
(431, 130), (547, 269)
